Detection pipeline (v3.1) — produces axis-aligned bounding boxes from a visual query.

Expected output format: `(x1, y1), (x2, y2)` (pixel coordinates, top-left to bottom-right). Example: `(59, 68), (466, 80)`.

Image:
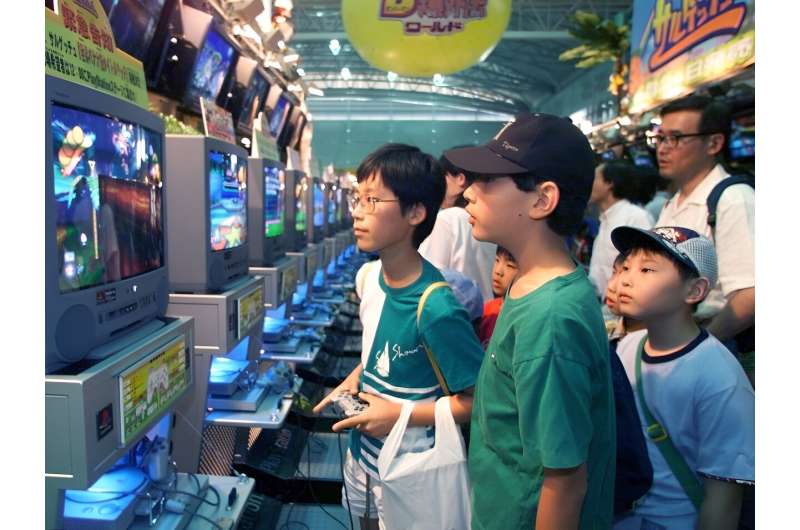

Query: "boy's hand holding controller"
(312, 366), (361, 415)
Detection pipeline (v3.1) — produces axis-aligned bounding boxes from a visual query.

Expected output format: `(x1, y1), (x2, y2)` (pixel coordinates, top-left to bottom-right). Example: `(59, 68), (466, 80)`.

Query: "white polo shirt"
(656, 164), (755, 320)
(589, 199), (654, 298)
(418, 207), (497, 301)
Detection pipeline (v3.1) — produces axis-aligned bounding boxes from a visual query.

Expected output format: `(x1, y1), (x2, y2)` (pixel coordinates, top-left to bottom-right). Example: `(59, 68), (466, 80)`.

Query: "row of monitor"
(97, 1), (307, 146)
(46, 75), (350, 374)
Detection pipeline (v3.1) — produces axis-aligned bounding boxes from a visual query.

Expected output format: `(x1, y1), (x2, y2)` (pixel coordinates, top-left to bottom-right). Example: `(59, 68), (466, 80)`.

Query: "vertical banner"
(628, 0), (755, 114)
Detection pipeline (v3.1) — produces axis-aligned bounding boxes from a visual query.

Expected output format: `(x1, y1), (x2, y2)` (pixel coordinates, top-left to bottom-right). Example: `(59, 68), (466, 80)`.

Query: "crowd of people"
(312, 94), (755, 530)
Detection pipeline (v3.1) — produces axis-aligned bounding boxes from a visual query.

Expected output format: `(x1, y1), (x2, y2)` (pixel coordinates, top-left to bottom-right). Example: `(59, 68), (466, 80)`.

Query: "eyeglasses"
(348, 194), (400, 214)
(646, 131), (717, 149)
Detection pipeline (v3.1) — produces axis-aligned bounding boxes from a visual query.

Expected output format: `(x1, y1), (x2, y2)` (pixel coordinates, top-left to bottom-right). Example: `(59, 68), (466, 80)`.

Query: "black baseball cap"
(444, 113), (595, 199)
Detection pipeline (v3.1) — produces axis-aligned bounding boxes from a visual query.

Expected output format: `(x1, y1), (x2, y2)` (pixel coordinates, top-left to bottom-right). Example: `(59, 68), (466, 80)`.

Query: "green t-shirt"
(351, 258), (485, 478)
(469, 266), (615, 530)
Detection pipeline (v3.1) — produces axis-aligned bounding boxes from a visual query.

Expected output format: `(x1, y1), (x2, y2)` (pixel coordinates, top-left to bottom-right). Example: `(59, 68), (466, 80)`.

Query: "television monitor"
(149, 4), (213, 100)
(306, 178), (327, 243)
(335, 187), (344, 226)
(102, 0), (168, 63)
(165, 135), (249, 293)
(625, 142), (657, 168)
(729, 123), (755, 160)
(219, 56), (271, 135)
(285, 169), (308, 251)
(327, 185), (337, 228)
(269, 94), (292, 140)
(264, 83), (284, 116)
(247, 157), (288, 266)
(183, 26), (238, 111)
(46, 76), (168, 373)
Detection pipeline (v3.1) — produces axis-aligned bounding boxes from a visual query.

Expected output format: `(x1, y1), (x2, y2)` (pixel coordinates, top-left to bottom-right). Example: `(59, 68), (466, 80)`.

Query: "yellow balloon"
(342, 0), (512, 77)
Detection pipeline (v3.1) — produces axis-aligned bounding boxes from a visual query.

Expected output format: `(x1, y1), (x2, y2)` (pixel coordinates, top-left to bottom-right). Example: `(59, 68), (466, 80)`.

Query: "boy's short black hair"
(599, 160), (641, 203)
(661, 95), (732, 158)
(356, 143), (445, 248)
(496, 245), (516, 262)
(439, 147), (471, 208)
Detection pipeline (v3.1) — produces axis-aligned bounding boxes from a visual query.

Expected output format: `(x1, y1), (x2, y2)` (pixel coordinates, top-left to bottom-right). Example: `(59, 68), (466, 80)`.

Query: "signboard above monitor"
(628, 0), (754, 114)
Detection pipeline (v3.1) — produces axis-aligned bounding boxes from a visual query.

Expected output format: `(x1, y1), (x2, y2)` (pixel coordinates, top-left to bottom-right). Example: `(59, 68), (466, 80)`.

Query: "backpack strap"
(707, 175), (755, 230)
(416, 281), (452, 396)
(635, 336), (705, 510)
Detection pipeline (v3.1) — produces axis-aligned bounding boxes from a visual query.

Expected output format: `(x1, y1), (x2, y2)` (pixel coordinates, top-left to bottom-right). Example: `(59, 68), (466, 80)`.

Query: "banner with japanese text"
(628, 0), (755, 114)
(45, 1), (148, 108)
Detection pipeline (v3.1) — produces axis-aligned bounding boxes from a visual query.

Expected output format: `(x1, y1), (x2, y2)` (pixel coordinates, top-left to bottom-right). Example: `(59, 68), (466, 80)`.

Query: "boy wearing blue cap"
(445, 114), (616, 530)
(610, 226), (754, 530)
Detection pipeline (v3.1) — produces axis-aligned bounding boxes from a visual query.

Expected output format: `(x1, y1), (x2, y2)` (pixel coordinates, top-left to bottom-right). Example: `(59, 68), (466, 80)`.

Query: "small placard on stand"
(200, 97), (236, 144)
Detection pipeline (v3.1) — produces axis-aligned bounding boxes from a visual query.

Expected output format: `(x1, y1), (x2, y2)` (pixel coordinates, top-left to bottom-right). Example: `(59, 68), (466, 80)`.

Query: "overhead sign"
(628, 0), (754, 113)
(342, 0), (512, 77)
(45, 1), (148, 108)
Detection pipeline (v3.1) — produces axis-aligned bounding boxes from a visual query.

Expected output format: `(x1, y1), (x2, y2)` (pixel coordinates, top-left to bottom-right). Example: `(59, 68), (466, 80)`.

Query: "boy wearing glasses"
(313, 144), (484, 530)
(650, 95), (755, 382)
(446, 114), (615, 530)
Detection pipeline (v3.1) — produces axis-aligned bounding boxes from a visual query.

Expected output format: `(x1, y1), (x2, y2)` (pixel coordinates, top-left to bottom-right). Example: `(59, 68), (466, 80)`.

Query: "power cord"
(277, 502), (310, 530)
(337, 432), (355, 530)
(296, 430), (348, 529)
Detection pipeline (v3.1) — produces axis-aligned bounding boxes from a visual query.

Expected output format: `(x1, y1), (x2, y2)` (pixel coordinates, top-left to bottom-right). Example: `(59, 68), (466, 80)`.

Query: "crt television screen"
(336, 188), (344, 222)
(52, 104), (164, 294)
(313, 184), (324, 228)
(295, 177), (307, 232)
(626, 144), (656, 168)
(102, 0), (167, 62)
(269, 95), (290, 138)
(185, 28), (236, 107)
(327, 189), (336, 225)
(209, 150), (247, 251)
(729, 124), (755, 160)
(238, 71), (269, 130)
(264, 165), (284, 238)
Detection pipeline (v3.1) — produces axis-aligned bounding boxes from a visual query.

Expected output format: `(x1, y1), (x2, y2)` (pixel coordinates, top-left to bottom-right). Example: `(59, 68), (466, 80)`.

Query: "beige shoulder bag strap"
(416, 281), (452, 396)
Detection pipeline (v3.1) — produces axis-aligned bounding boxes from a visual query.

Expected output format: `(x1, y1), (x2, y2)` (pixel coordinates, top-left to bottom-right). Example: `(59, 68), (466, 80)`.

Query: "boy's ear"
(684, 277), (710, 306)
(405, 202), (427, 227)
(528, 181), (560, 221)
(455, 172), (467, 189)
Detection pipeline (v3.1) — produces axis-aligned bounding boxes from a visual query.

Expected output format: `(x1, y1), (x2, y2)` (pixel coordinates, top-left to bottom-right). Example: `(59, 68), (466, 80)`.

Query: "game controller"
(331, 391), (369, 418)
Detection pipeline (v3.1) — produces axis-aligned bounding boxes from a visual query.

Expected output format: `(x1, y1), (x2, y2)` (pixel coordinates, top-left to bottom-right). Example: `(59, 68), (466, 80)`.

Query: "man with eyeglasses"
(650, 95), (755, 384)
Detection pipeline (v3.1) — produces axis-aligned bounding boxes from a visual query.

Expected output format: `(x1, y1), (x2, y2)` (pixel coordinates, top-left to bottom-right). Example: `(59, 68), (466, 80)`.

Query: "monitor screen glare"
(52, 103), (164, 293)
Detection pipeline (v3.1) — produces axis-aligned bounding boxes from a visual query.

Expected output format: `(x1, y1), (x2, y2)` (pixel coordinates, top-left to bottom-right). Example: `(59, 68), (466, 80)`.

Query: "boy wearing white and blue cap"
(611, 226), (754, 530)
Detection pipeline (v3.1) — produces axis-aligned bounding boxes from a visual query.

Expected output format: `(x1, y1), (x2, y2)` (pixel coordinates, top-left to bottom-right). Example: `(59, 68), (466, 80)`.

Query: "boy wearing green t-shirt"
(313, 144), (485, 530)
(446, 115), (616, 530)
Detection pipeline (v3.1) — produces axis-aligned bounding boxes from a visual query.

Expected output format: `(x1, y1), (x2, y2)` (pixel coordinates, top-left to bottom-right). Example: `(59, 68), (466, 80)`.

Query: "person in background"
(441, 268), (484, 335)
(603, 252), (646, 342)
(418, 151), (497, 300)
(477, 246), (518, 348)
(446, 113), (615, 530)
(589, 160), (654, 299)
(653, 95), (755, 382)
(610, 226), (754, 530)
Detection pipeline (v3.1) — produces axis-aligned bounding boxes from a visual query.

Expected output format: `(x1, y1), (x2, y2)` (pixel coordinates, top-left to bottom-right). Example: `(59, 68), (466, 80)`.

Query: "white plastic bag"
(377, 398), (471, 530)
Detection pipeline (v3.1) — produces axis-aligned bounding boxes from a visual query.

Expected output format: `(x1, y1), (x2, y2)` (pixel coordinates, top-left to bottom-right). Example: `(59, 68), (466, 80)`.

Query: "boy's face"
(616, 249), (705, 321)
(463, 176), (534, 247)
(589, 165), (612, 206)
(492, 252), (518, 298)
(604, 261), (623, 316)
(351, 172), (419, 253)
